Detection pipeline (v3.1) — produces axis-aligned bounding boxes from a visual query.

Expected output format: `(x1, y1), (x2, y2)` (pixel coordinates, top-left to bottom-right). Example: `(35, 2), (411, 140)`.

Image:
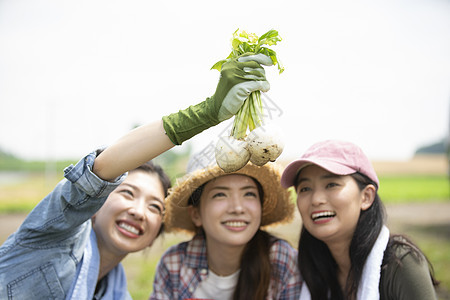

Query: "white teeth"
(311, 211), (336, 220)
(118, 222), (140, 235)
(224, 221), (247, 227)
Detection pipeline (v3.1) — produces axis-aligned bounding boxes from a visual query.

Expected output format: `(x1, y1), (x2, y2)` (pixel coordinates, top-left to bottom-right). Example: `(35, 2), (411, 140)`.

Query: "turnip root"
(212, 29), (284, 172)
(215, 136), (250, 172)
(247, 124), (284, 166)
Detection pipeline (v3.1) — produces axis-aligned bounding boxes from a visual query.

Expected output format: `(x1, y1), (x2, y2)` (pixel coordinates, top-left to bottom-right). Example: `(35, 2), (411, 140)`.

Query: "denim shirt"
(0, 150), (127, 299)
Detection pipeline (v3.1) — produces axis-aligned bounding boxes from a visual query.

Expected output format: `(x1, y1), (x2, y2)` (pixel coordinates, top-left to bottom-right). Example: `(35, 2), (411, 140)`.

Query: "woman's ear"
(188, 206), (202, 227)
(361, 184), (376, 211)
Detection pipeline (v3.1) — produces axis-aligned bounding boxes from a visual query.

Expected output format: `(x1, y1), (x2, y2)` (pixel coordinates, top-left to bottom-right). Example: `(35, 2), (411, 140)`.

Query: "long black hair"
(188, 177), (273, 300)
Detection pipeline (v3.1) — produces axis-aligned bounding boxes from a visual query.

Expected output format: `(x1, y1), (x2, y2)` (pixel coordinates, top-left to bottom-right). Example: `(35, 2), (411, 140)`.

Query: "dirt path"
(0, 213), (28, 243)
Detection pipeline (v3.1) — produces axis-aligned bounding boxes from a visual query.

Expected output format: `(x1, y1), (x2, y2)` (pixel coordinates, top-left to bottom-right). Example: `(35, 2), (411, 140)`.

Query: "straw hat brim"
(164, 162), (295, 233)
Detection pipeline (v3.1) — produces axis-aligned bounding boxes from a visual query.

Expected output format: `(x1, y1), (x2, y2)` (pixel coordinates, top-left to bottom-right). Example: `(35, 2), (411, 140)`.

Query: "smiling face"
(295, 165), (375, 249)
(93, 170), (165, 260)
(189, 174), (262, 253)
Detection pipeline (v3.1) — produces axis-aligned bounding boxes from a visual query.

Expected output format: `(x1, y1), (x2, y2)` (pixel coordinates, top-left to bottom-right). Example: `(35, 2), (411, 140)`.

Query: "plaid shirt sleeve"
(150, 235), (208, 300)
(268, 239), (303, 300)
(150, 242), (188, 300)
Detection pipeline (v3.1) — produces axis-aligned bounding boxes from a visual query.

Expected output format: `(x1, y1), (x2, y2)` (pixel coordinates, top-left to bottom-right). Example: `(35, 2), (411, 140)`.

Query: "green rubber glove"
(162, 54), (272, 145)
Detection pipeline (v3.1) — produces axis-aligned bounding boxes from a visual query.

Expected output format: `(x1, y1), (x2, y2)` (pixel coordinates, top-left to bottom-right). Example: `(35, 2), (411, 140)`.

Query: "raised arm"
(93, 54), (272, 181)
(93, 120), (173, 181)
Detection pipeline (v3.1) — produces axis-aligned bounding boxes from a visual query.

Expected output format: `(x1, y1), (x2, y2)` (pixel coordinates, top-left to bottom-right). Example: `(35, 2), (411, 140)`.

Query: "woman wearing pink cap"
(281, 140), (439, 300)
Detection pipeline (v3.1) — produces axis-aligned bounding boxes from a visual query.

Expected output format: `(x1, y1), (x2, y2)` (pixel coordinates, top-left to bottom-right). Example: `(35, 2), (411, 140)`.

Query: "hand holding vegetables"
(213, 54), (272, 121)
(213, 29), (285, 172)
(162, 56), (271, 145)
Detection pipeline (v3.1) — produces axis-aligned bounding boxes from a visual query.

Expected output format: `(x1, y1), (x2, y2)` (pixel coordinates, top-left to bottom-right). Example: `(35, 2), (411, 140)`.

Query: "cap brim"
(281, 158), (357, 188)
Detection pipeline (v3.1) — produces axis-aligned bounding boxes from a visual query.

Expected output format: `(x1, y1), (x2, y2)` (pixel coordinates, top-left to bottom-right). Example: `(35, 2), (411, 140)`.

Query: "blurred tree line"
(0, 144), (193, 185)
(1, 137), (447, 180)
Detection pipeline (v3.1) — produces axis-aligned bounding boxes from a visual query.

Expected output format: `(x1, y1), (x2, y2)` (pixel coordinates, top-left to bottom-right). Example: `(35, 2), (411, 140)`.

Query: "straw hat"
(164, 149), (295, 233)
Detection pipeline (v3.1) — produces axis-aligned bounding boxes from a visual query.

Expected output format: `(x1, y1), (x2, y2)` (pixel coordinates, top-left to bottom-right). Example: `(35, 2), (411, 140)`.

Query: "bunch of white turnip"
(212, 29), (285, 172)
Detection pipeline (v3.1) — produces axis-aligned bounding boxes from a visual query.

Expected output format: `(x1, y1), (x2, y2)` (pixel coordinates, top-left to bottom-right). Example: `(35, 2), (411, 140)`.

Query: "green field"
(1, 174), (447, 212)
(0, 172), (448, 299)
(379, 175), (449, 203)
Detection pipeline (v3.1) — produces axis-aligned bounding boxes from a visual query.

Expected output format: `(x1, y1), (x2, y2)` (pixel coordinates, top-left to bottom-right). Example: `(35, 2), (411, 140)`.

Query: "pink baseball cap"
(281, 140), (379, 188)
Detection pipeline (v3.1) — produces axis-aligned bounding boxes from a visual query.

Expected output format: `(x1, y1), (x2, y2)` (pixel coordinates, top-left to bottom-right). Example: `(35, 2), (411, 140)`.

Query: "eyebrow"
(121, 183), (165, 204)
(210, 185), (258, 191)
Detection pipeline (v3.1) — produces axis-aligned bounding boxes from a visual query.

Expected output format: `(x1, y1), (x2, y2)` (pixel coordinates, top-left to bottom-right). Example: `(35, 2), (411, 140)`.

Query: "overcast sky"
(0, 0), (449, 162)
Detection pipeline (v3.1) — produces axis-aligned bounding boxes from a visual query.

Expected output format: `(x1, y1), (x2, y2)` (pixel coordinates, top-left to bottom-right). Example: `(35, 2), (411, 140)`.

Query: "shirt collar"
(185, 232), (209, 270)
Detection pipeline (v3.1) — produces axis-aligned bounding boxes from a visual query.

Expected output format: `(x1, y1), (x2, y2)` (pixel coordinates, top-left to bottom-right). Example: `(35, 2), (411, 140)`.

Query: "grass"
(0, 172), (62, 212)
(0, 172), (449, 299)
(402, 225), (450, 299)
(1, 175), (447, 213)
(122, 233), (191, 299)
(379, 175), (449, 204)
(122, 252), (158, 299)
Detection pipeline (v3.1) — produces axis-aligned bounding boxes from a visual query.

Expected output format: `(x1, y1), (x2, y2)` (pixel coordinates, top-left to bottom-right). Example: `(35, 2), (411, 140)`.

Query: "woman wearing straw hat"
(150, 150), (302, 300)
(281, 139), (439, 300)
